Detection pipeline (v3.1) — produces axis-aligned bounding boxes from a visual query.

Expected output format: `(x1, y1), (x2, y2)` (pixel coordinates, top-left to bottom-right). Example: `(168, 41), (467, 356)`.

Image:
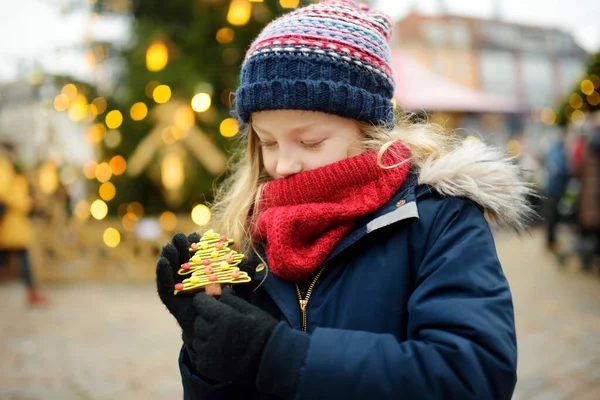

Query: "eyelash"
(258, 140), (326, 149)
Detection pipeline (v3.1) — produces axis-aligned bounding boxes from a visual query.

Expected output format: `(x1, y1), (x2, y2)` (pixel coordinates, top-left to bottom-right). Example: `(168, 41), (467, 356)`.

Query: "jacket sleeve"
(179, 345), (255, 400)
(256, 198), (517, 400)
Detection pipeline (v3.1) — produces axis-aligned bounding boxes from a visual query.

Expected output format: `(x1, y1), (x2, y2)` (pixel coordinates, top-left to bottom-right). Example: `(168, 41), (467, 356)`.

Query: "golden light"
(105, 110), (123, 129)
(191, 204), (212, 226)
(159, 211), (178, 231)
(146, 41), (169, 72)
(122, 213), (138, 231)
(569, 93), (583, 109)
(110, 155), (127, 176)
(95, 162), (113, 183)
(68, 97), (89, 122)
(540, 108), (556, 125)
(130, 102), (148, 121)
(83, 160), (98, 180)
(161, 153), (185, 190)
(581, 80), (595, 96)
(227, 0), (252, 26)
(92, 97), (107, 115)
(279, 0), (300, 8)
(216, 27), (235, 44)
(162, 126), (179, 144)
(61, 83), (78, 101)
(38, 161), (59, 195)
(220, 118), (239, 137)
(90, 199), (108, 220)
(105, 130), (122, 148)
(571, 110), (586, 126)
(153, 85), (172, 104)
(74, 200), (91, 220)
(127, 202), (144, 218)
(103, 228), (121, 248)
(506, 140), (522, 158)
(87, 123), (107, 144)
(191, 92), (211, 112)
(99, 182), (117, 201)
(53, 94), (69, 111)
(174, 105), (196, 131)
(145, 81), (160, 98)
(588, 92), (600, 106)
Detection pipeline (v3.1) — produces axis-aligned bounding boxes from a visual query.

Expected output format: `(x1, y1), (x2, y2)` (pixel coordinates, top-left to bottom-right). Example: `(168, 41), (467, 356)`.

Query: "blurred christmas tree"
(87, 0), (306, 216)
(556, 52), (600, 127)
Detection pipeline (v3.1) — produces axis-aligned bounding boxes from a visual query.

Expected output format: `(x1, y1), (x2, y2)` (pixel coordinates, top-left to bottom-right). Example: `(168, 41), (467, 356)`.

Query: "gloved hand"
(156, 232), (200, 335)
(189, 287), (278, 384)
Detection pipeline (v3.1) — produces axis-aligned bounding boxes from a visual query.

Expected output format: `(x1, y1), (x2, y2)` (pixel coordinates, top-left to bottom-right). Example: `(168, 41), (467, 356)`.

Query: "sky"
(0, 0), (598, 83)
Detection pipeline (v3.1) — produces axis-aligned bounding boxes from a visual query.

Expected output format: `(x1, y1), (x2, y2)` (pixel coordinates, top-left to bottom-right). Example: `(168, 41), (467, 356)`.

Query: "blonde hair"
(209, 113), (462, 250)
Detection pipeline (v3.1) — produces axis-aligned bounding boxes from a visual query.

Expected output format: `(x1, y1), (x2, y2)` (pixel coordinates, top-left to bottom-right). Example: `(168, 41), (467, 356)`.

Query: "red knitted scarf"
(253, 143), (412, 282)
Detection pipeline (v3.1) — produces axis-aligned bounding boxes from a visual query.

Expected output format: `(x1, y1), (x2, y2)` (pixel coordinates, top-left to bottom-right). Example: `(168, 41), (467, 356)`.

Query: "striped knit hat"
(234, 0), (395, 128)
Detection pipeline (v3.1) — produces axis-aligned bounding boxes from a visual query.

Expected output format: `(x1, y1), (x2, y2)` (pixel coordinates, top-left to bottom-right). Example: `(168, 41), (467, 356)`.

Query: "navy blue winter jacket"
(179, 174), (518, 399)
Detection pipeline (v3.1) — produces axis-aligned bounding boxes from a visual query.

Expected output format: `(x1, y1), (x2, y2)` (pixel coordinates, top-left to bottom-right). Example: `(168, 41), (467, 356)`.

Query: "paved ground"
(0, 228), (598, 399)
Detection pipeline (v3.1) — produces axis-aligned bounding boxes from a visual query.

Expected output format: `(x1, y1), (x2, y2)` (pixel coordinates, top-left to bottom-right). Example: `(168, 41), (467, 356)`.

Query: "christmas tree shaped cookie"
(174, 229), (251, 296)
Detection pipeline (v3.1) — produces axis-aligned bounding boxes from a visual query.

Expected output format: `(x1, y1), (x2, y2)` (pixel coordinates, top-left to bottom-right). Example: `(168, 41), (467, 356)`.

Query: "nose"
(275, 155), (302, 178)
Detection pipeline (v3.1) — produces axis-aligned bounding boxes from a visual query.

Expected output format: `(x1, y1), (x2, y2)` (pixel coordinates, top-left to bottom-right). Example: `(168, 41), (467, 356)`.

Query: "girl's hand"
(156, 232), (200, 335)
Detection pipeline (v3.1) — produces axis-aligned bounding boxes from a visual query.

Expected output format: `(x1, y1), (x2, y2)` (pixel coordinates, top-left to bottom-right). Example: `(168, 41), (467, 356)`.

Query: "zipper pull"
(299, 299), (308, 312)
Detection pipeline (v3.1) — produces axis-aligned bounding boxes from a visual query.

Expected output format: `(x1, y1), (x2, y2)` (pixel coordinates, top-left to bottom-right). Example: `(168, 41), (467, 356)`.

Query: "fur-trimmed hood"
(416, 138), (535, 231)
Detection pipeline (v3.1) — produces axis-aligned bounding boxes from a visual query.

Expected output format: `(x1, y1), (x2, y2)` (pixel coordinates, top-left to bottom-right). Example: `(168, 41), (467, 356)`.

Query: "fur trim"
(416, 139), (536, 231)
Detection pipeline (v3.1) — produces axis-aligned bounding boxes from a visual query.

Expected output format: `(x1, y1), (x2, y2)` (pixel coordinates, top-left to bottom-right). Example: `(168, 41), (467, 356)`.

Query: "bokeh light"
(61, 83), (78, 101)
(227, 0), (252, 26)
(99, 182), (116, 201)
(103, 228), (121, 248)
(92, 97), (107, 115)
(540, 108), (556, 125)
(279, 0), (300, 8)
(38, 161), (59, 195)
(174, 105), (196, 131)
(145, 81), (160, 98)
(571, 110), (586, 126)
(216, 27), (235, 44)
(220, 118), (239, 137)
(191, 204), (211, 226)
(91, 199), (108, 220)
(191, 93), (211, 112)
(95, 162), (113, 183)
(110, 155), (127, 176)
(105, 110), (123, 129)
(53, 94), (69, 111)
(105, 130), (122, 148)
(581, 80), (595, 96)
(159, 211), (178, 231)
(74, 200), (91, 220)
(146, 41), (168, 72)
(153, 85), (172, 104)
(130, 102), (148, 121)
(569, 93), (583, 109)
(83, 161), (98, 180)
(87, 123), (107, 144)
(128, 202), (144, 218)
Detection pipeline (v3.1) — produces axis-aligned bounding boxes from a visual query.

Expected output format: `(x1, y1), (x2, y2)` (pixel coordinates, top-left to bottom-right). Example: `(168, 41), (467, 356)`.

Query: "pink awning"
(392, 50), (521, 113)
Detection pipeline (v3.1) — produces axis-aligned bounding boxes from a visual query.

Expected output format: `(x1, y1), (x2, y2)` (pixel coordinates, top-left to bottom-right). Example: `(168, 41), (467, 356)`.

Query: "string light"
(95, 162), (113, 183)
(91, 199), (108, 220)
(130, 102), (148, 121)
(53, 94), (69, 111)
(99, 182), (116, 201)
(103, 228), (121, 248)
(153, 85), (172, 104)
(105, 110), (124, 129)
(280, 0), (300, 8)
(92, 97), (107, 114)
(191, 204), (211, 226)
(227, 0), (252, 26)
(220, 118), (239, 137)
(191, 93), (211, 112)
(146, 41), (168, 72)
(159, 211), (178, 231)
(216, 27), (235, 44)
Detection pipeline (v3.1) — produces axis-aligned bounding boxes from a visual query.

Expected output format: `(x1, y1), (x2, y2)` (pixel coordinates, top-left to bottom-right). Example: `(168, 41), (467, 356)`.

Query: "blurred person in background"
(542, 129), (571, 253)
(155, 1), (533, 398)
(0, 141), (48, 306)
(575, 125), (600, 270)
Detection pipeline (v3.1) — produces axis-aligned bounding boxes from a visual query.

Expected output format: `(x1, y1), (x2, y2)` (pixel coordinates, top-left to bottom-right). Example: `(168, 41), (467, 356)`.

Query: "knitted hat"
(234, 0), (395, 128)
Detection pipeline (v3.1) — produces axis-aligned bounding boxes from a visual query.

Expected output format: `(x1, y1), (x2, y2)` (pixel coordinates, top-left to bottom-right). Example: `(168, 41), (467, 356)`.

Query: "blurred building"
(393, 12), (588, 108)
(391, 12), (589, 159)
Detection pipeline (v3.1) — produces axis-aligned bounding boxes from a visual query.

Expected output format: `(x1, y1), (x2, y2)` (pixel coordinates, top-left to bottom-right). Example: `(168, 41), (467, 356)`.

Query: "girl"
(156, 1), (533, 398)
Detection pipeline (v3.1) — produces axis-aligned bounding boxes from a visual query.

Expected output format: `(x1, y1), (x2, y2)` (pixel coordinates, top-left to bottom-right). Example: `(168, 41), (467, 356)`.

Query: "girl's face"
(251, 110), (363, 179)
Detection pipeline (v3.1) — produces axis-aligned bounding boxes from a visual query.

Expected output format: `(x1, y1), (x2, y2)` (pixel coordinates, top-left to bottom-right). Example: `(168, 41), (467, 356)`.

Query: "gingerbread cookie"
(174, 229), (251, 296)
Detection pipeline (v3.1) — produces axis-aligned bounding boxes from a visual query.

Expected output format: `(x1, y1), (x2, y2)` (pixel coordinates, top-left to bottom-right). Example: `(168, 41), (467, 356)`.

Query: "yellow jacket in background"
(0, 155), (33, 250)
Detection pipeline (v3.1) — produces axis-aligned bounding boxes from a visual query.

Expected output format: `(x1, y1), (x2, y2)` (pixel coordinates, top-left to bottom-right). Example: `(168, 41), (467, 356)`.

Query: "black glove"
(190, 287), (278, 384)
(156, 232), (200, 335)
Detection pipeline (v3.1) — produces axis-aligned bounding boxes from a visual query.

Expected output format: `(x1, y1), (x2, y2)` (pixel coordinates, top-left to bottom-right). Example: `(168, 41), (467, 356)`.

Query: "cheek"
(261, 150), (278, 177)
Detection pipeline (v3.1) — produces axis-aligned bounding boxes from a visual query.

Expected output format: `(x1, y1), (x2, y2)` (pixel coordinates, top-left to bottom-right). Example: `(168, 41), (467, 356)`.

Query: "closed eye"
(301, 139), (326, 149)
(259, 141), (277, 148)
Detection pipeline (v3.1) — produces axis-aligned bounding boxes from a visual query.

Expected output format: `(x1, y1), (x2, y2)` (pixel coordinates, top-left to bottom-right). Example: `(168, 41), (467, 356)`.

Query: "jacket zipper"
(294, 265), (327, 332)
